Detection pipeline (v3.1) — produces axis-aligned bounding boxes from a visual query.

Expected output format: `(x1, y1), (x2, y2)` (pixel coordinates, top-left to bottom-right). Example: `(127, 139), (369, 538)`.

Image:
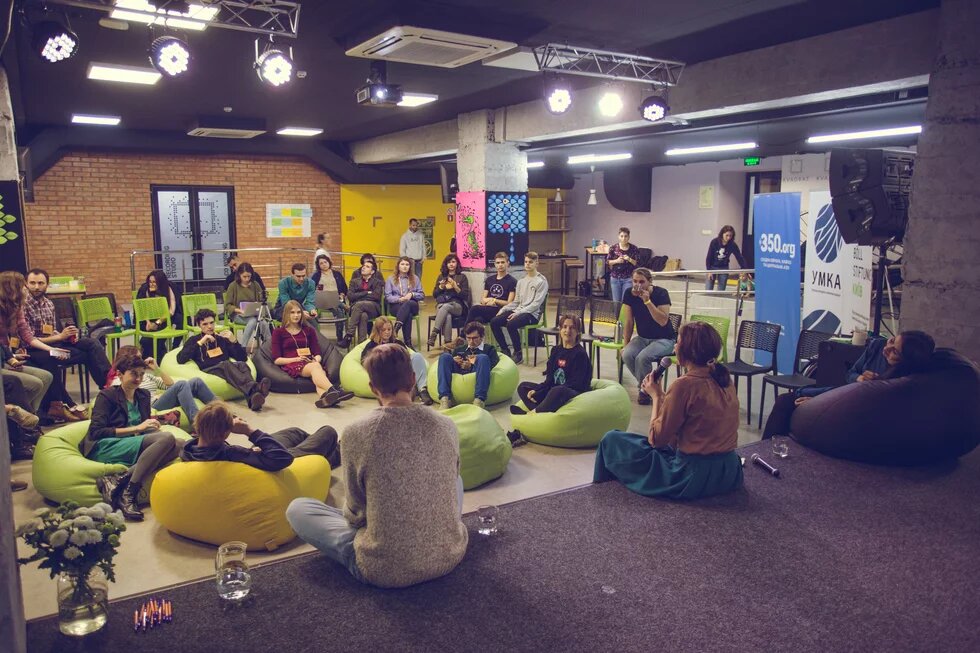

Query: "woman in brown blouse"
(593, 321), (743, 499)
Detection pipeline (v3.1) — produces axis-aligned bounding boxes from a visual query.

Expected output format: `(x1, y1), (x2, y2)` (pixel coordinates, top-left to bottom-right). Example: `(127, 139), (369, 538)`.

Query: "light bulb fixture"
(526, 161), (545, 169)
(545, 80), (572, 115)
(32, 19), (79, 63)
(806, 125), (922, 144)
(150, 35), (191, 77)
(587, 165), (598, 206)
(598, 91), (623, 117)
(567, 153), (632, 165)
(255, 39), (294, 87)
(554, 188), (562, 202)
(665, 142), (757, 156)
(639, 95), (669, 122)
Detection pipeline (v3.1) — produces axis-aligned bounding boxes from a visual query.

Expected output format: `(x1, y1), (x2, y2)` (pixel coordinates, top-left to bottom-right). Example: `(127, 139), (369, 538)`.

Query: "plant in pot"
(17, 500), (126, 637)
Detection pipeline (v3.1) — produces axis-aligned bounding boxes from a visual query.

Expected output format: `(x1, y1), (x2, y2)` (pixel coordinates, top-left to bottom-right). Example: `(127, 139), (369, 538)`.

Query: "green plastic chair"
(77, 296), (133, 359)
(133, 296), (189, 360)
(663, 313), (731, 385)
(516, 308), (547, 365)
(589, 299), (625, 382)
(181, 293), (229, 334)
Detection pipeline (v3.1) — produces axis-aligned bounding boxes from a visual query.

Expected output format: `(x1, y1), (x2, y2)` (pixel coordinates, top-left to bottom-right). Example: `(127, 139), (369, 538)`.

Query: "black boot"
(96, 471), (127, 505)
(117, 482), (144, 521)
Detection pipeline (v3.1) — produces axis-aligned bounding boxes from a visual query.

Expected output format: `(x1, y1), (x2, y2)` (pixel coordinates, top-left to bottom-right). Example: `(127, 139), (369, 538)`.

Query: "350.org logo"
(758, 233), (796, 258)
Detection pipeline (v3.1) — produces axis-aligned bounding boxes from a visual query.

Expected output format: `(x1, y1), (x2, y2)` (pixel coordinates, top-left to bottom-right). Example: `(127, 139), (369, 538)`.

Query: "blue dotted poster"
(485, 192), (529, 264)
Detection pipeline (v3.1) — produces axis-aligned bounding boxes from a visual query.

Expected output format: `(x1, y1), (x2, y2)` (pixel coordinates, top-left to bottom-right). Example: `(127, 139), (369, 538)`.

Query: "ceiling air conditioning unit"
(346, 26), (516, 68)
(187, 116), (266, 139)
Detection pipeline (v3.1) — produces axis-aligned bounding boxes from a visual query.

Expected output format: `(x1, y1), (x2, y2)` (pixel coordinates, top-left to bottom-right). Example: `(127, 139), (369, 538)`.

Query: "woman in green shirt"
(224, 262), (269, 349)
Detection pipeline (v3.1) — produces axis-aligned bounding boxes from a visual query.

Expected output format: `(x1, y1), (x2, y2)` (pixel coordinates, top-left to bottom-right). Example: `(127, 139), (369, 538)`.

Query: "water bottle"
(615, 320), (623, 343)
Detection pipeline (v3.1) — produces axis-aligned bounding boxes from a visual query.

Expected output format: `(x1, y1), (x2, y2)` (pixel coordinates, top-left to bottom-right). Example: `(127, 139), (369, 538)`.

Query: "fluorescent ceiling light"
(806, 125), (922, 144)
(665, 142), (757, 156)
(567, 153), (632, 165)
(397, 93), (438, 108)
(88, 62), (161, 85)
(526, 161), (545, 169)
(72, 114), (121, 126)
(277, 127), (323, 137)
(110, 1), (219, 31)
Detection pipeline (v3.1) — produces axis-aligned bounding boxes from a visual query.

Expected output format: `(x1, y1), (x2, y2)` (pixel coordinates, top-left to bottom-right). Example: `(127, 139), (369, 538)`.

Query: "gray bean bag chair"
(253, 330), (343, 394)
(791, 349), (980, 465)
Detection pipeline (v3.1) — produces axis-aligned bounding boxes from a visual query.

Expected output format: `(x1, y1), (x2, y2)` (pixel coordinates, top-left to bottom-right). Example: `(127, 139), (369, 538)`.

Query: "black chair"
(533, 294), (589, 365)
(758, 329), (834, 428)
(50, 295), (91, 403)
(426, 312), (467, 350)
(721, 320), (781, 424)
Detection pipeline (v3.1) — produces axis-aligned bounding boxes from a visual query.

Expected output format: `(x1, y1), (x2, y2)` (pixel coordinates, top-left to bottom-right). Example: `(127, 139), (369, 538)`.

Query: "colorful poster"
(266, 204), (312, 238)
(0, 180), (27, 273)
(455, 191), (486, 269)
(418, 217), (435, 260)
(802, 191), (872, 336)
(486, 192), (529, 265)
(753, 193), (802, 374)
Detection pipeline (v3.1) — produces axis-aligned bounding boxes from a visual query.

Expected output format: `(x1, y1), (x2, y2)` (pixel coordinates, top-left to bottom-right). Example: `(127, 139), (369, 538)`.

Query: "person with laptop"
(224, 262), (270, 348)
(311, 255), (349, 340)
(273, 263), (317, 323)
(224, 253), (266, 292)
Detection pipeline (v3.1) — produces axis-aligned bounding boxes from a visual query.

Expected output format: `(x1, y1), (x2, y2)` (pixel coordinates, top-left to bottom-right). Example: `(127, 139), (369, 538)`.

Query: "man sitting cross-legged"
(436, 321), (499, 409)
(180, 402), (341, 469)
(177, 308), (271, 411)
(286, 343), (467, 588)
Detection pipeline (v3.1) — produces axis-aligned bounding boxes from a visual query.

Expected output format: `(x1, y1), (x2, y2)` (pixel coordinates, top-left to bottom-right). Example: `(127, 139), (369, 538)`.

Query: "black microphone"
(751, 453), (780, 478)
(651, 357), (672, 383)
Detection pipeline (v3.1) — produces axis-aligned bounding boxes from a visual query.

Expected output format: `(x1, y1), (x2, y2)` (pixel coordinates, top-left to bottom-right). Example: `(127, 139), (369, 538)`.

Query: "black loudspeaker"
(439, 163), (458, 204)
(603, 165), (652, 212)
(829, 148), (914, 245)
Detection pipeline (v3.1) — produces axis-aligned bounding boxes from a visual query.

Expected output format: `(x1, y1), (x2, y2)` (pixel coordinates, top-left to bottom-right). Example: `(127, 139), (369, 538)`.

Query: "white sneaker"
(473, 398), (485, 408)
(439, 397), (451, 410)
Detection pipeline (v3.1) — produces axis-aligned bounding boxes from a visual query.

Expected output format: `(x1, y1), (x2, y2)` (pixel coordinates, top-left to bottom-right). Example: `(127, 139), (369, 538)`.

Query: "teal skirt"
(594, 430), (743, 500)
(88, 435), (144, 466)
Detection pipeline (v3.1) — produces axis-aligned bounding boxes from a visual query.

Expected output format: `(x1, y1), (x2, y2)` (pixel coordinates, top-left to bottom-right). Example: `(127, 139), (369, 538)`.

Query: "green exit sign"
(743, 156), (761, 167)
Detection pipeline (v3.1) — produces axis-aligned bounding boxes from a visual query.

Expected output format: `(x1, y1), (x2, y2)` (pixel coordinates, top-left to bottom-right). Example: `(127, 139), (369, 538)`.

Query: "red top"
(270, 324), (321, 360)
(0, 310), (36, 348)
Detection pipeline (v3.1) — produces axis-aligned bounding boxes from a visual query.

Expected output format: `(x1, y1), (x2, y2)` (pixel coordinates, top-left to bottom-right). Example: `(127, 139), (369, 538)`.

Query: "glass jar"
(215, 541), (251, 601)
(56, 568), (109, 637)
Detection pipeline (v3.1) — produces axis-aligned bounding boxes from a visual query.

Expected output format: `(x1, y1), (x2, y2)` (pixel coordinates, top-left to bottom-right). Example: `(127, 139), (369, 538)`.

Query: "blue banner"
(753, 193), (801, 375)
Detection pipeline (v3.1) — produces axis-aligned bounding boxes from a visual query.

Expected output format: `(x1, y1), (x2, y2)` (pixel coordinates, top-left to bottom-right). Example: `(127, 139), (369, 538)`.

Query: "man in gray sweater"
(490, 251), (549, 364)
(286, 344), (468, 588)
(399, 218), (426, 279)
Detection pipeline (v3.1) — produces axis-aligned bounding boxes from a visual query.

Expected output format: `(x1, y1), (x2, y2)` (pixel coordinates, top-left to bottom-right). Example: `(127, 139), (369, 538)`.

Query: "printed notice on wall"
(266, 204), (312, 238)
(698, 185), (714, 209)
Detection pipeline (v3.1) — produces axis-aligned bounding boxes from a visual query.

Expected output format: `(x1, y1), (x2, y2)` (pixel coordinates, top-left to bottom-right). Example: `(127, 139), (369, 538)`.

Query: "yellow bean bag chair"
(510, 379), (632, 448)
(159, 349), (257, 400)
(442, 404), (511, 489)
(426, 353), (520, 406)
(32, 420), (191, 506)
(150, 455), (332, 551)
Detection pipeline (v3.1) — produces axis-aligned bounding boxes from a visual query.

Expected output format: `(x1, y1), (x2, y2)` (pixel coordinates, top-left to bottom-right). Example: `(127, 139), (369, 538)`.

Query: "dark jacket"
(82, 385), (151, 457)
(311, 269), (349, 296)
(347, 272), (384, 304)
(179, 429), (292, 472)
(136, 283), (183, 325)
(449, 342), (499, 370)
(432, 274), (470, 311)
(177, 332), (247, 370)
(535, 344), (592, 395)
(798, 338), (890, 398)
(705, 237), (747, 270)
(224, 270), (267, 292)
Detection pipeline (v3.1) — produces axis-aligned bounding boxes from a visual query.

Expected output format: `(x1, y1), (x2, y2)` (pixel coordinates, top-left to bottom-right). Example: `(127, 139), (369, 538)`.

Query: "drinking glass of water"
(215, 541), (251, 601)
(477, 505), (499, 536)
(771, 436), (790, 459)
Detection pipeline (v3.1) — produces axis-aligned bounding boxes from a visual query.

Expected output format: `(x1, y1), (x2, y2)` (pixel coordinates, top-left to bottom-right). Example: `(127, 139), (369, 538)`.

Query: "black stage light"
(33, 20), (78, 63)
(150, 36), (191, 77)
(545, 81), (572, 114)
(639, 96), (668, 122)
(255, 46), (293, 87)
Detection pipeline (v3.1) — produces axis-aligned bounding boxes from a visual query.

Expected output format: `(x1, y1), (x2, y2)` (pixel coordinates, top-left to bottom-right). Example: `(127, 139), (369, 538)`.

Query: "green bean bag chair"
(150, 455), (331, 551)
(31, 420), (192, 506)
(339, 340), (428, 399)
(510, 379), (632, 448)
(426, 353), (520, 406)
(159, 349), (258, 400)
(442, 404), (511, 489)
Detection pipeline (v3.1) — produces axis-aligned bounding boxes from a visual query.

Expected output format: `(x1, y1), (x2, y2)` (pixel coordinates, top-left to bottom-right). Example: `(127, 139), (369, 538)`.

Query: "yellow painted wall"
(341, 185), (553, 290)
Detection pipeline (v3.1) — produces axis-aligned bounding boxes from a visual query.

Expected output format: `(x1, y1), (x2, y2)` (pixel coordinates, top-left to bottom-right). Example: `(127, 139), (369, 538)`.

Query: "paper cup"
(851, 331), (868, 346)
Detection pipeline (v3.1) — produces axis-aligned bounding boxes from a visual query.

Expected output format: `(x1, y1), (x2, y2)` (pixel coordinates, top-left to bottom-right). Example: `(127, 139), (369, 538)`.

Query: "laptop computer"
(239, 302), (263, 318)
(314, 290), (341, 311)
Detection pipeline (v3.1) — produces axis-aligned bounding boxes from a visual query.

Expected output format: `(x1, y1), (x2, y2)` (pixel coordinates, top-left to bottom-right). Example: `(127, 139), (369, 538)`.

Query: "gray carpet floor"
(26, 441), (980, 652)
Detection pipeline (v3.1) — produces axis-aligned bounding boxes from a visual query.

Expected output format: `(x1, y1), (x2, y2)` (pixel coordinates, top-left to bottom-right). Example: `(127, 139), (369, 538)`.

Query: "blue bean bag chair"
(425, 353), (520, 406)
(32, 420), (192, 506)
(159, 349), (258, 400)
(442, 404), (511, 489)
(791, 349), (980, 465)
(510, 379), (632, 448)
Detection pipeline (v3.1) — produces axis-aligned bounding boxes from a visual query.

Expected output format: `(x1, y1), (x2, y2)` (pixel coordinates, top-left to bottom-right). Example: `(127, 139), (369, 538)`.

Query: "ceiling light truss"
(533, 44), (684, 86)
(44, 1), (301, 38)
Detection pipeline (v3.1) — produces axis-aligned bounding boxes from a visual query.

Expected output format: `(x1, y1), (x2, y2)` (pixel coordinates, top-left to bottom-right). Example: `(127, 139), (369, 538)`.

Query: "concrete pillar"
(901, 0), (980, 361)
(457, 109), (527, 192)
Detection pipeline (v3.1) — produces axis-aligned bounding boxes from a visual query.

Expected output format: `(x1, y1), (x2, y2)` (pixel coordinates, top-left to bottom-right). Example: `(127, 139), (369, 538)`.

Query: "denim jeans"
(408, 351), (428, 392)
(705, 273), (729, 291)
(437, 352), (491, 401)
(152, 377), (216, 422)
(623, 336), (676, 385)
(285, 476), (463, 585)
(609, 277), (630, 305)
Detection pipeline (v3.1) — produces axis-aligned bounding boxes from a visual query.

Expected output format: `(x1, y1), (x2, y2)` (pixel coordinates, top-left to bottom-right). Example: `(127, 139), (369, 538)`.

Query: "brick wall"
(24, 151), (340, 303)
